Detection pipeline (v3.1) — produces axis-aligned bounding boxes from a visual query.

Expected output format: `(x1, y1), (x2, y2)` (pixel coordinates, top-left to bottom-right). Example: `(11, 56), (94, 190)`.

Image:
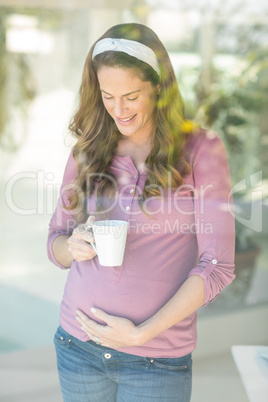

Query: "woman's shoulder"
(185, 126), (222, 147)
(184, 127), (225, 164)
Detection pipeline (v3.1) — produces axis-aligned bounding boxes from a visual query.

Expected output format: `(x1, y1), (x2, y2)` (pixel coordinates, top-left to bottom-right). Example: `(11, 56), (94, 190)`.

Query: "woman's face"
(97, 66), (159, 141)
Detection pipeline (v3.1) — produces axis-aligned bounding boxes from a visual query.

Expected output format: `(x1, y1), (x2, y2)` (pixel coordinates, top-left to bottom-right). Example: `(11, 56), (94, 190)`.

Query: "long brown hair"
(67, 23), (190, 221)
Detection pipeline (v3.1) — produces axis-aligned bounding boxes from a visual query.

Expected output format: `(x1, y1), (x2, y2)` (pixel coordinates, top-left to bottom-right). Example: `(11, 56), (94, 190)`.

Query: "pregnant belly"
(60, 260), (182, 331)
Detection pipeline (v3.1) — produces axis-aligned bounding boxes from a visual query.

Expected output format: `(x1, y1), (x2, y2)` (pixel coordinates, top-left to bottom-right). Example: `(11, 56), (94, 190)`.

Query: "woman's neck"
(115, 136), (152, 172)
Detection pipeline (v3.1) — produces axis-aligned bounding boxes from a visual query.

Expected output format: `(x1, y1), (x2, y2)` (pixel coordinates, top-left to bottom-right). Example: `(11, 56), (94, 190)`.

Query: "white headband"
(92, 38), (160, 75)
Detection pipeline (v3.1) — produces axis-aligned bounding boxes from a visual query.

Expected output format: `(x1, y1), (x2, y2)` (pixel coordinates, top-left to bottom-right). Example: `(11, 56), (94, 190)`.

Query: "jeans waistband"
(57, 325), (192, 363)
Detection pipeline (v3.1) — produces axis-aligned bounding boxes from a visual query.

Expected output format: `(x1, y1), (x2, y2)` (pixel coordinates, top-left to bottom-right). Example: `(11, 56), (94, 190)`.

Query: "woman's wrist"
(135, 321), (154, 346)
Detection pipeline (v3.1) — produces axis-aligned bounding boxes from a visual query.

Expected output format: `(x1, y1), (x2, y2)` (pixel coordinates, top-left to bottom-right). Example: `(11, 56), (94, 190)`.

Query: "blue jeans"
(54, 326), (192, 402)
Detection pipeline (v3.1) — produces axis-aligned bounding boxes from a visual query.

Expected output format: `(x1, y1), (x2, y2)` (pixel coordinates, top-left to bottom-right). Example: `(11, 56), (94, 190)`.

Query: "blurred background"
(0, 0), (267, 401)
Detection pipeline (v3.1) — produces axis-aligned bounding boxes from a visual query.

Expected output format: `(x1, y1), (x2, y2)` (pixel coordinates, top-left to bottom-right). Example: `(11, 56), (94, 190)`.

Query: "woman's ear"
(156, 84), (161, 95)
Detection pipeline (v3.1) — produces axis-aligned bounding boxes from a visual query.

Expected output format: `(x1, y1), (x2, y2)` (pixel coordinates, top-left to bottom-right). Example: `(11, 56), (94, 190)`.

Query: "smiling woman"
(47, 22), (235, 402)
(98, 66), (158, 143)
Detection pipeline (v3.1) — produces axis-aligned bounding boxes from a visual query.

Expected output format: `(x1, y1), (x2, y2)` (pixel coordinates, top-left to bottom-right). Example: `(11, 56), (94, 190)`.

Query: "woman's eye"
(127, 96), (138, 101)
(104, 96), (113, 100)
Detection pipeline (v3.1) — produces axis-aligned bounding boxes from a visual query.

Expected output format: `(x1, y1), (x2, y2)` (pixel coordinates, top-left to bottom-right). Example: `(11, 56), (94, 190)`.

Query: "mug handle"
(85, 226), (97, 254)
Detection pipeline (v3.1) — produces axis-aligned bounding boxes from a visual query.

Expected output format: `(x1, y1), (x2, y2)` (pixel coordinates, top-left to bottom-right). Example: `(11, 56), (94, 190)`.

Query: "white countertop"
(232, 345), (268, 402)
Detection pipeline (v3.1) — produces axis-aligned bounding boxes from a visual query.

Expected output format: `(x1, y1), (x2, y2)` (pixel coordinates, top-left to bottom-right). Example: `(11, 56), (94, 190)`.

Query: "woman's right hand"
(67, 216), (97, 262)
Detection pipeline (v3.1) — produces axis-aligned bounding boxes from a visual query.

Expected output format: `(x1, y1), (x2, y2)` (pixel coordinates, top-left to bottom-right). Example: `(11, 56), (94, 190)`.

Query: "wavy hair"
(67, 23), (191, 221)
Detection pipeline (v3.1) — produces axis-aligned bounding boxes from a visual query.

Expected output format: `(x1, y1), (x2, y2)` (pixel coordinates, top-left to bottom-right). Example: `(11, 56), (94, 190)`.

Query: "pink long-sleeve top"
(47, 129), (235, 358)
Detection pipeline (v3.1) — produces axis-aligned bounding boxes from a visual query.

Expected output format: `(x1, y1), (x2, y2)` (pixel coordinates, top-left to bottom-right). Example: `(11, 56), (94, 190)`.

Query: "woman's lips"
(116, 114), (137, 125)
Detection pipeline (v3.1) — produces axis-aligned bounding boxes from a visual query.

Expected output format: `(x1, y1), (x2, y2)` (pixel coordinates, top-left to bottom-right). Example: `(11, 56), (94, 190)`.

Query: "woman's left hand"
(76, 308), (144, 348)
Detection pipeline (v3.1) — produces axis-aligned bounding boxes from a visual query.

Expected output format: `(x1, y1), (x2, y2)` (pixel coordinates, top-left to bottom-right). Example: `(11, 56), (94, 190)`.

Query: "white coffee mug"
(87, 220), (129, 266)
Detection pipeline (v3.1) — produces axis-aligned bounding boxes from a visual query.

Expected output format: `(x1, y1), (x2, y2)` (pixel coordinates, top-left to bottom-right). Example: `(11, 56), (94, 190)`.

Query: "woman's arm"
(52, 235), (73, 268)
(136, 275), (204, 344)
(51, 218), (97, 268)
(47, 150), (96, 268)
(47, 149), (78, 269)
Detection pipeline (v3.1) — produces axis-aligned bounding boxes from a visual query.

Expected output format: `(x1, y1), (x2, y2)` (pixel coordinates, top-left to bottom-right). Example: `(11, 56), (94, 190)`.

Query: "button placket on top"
(112, 155), (147, 217)
(124, 172), (139, 214)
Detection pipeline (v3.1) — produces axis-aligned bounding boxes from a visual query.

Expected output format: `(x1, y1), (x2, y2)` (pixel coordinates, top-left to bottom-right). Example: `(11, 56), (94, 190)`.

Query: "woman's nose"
(114, 99), (127, 116)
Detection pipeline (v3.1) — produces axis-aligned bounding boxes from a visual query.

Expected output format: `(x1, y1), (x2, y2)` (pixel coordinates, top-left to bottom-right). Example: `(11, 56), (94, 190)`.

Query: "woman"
(47, 23), (235, 401)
